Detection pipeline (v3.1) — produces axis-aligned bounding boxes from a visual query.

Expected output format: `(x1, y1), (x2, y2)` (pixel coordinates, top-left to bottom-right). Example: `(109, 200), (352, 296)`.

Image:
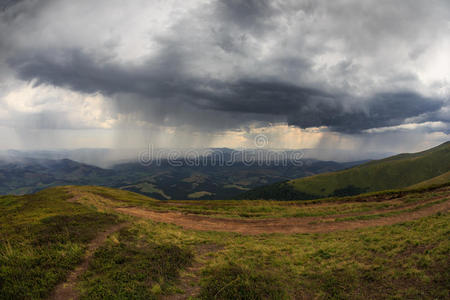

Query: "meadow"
(1, 184), (448, 299)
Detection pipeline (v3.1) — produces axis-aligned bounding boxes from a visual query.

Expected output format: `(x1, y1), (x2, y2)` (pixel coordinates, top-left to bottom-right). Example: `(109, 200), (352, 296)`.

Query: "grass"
(199, 263), (287, 299)
(209, 213), (450, 299)
(407, 171), (450, 189)
(68, 184), (448, 220)
(1, 184), (449, 299)
(0, 187), (120, 299)
(309, 196), (450, 224)
(72, 208), (449, 299)
(77, 184), (449, 299)
(79, 226), (193, 299)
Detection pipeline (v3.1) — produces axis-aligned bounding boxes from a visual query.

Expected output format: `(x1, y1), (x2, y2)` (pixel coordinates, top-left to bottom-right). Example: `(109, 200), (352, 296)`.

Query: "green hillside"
(406, 171), (450, 190)
(240, 141), (450, 200)
(1, 185), (449, 299)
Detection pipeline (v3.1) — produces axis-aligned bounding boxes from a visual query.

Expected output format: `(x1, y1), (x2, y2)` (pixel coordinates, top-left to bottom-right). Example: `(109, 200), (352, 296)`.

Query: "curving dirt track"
(115, 196), (449, 235)
(49, 223), (127, 300)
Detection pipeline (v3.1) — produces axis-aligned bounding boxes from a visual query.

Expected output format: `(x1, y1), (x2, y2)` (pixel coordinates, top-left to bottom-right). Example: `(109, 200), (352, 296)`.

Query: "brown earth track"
(49, 223), (127, 300)
(115, 197), (449, 235)
(158, 191), (448, 220)
(158, 187), (448, 208)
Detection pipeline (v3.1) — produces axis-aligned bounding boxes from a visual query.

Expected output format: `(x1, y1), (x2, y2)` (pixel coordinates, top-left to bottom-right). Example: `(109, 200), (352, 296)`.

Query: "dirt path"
(162, 244), (223, 300)
(115, 199), (449, 235)
(49, 223), (127, 300)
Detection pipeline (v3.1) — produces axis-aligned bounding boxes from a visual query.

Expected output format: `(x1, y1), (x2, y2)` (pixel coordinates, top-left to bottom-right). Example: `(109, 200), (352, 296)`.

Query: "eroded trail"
(49, 223), (127, 300)
(115, 198), (449, 235)
(162, 244), (224, 300)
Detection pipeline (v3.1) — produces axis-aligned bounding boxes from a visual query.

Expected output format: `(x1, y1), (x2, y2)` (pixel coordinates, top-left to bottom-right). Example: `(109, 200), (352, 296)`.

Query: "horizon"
(1, 141), (448, 168)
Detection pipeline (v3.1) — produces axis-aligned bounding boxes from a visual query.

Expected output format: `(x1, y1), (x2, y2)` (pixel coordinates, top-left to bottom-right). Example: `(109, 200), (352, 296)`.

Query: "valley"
(0, 154), (363, 200)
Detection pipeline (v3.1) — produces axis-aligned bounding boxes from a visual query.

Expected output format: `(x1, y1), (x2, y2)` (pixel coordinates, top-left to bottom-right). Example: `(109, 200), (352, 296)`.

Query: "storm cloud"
(0, 0), (449, 149)
(8, 45), (444, 133)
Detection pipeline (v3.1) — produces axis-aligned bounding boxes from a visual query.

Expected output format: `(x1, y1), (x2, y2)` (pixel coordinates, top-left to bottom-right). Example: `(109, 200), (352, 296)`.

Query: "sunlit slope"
(406, 171), (450, 190)
(240, 141), (450, 200)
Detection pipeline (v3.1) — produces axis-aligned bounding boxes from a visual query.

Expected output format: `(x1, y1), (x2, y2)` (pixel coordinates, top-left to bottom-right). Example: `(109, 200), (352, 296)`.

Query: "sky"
(0, 0), (449, 155)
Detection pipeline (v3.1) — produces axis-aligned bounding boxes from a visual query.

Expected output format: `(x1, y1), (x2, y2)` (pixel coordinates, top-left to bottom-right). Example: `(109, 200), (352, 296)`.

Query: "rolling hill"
(406, 171), (450, 190)
(0, 155), (363, 199)
(239, 141), (450, 200)
(0, 158), (115, 195)
(1, 184), (448, 299)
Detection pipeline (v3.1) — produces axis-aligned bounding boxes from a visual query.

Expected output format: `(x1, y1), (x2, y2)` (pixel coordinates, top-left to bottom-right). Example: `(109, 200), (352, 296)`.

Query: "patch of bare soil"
(115, 196), (449, 235)
(49, 223), (127, 300)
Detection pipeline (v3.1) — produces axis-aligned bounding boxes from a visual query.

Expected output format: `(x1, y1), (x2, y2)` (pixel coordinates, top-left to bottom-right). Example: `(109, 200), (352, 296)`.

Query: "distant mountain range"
(1, 147), (394, 167)
(0, 151), (365, 199)
(239, 141), (450, 200)
(1, 143), (448, 200)
(0, 158), (115, 195)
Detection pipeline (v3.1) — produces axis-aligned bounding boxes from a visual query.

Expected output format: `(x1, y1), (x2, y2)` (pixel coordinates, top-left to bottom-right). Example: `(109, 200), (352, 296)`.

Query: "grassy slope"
(0, 188), (120, 299)
(241, 141), (450, 200)
(76, 183), (449, 220)
(74, 186), (450, 299)
(407, 171), (450, 189)
(1, 185), (449, 299)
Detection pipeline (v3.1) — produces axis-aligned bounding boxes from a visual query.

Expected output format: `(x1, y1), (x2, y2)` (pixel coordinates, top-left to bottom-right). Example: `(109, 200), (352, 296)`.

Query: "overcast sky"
(0, 0), (449, 154)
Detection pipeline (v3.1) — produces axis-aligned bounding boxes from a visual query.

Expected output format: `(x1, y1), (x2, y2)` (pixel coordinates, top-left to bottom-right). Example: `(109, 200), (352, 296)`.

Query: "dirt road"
(115, 198), (449, 234)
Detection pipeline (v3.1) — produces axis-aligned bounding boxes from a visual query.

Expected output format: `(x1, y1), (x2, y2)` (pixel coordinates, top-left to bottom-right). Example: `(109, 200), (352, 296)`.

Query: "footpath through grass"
(70, 185), (450, 299)
(72, 184), (449, 220)
(75, 211), (450, 299)
(0, 185), (449, 299)
(0, 188), (120, 299)
(79, 226), (193, 299)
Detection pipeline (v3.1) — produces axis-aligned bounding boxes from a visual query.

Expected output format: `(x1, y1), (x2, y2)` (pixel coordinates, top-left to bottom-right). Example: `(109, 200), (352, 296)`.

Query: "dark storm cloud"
(2, 0), (449, 134)
(0, 0), (52, 23)
(0, 0), (23, 11)
(9, 47), (443, 133)
(215, 0), (279, 35)
(288, 92), (443, 132)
